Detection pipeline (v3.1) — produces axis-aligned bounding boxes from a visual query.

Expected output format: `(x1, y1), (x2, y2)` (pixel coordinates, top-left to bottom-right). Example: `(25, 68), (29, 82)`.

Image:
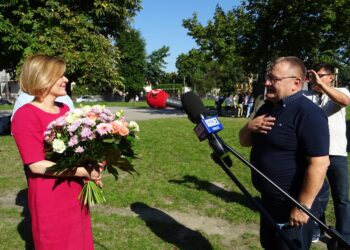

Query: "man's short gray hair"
(271, 56), (306, 79)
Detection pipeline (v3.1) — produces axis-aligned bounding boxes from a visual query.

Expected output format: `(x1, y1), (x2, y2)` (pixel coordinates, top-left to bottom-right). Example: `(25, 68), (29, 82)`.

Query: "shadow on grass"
(15, 188), (34, 250)
(130, 202), (213, 250)
(169, 175), (256, 211)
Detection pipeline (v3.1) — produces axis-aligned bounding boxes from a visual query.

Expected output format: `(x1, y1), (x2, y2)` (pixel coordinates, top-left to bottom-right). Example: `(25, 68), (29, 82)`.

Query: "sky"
(132, 0), (241, 73)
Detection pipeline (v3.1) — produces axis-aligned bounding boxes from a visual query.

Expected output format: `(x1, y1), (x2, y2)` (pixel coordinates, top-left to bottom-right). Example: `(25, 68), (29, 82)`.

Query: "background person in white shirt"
(11, 91), (74, 121)
(304, 63), (350, 245)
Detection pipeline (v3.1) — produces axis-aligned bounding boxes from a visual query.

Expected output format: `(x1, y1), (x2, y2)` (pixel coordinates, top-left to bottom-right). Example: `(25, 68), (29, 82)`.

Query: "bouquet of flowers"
(44, 105), (140, 206)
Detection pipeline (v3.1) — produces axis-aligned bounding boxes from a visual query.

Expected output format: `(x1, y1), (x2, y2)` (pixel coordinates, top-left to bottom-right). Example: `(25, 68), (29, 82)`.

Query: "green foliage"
(116, 27), (147, 97)
(180, 6), (248, 93)
(178, 1), (350, 93)
(145, 46), (170, 84)
(0, 0), (142, 93)
(236, 0), (350, 76)
(163, 72), (180, 82)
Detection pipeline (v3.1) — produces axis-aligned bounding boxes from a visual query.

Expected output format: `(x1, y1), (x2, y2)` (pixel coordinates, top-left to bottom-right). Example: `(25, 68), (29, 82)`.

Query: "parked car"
(75, 95), (99, 103)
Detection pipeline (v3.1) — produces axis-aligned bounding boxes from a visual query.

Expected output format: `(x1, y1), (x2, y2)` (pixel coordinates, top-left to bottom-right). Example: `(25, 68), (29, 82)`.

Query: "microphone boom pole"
(222, 142), (350, 250)
(210, 152), (299, 250)
(180, 91), (350, 250)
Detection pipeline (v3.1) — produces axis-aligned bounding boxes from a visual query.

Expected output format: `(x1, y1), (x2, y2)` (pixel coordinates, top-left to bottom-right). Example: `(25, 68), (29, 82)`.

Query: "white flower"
(71, 108), (84, 117)
(65, 113), (77, 124)
(80, 105), (92, 114)
(128, 121), (140, 133)
(92, 104), (105, 110)
(64, 108), (85, 124)
(52, 139), (67, 153)
(115, 110), (124, 119)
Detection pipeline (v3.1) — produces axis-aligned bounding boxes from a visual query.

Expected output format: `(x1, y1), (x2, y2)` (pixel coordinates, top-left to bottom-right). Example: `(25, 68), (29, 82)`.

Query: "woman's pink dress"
(11, 103), (94, 250)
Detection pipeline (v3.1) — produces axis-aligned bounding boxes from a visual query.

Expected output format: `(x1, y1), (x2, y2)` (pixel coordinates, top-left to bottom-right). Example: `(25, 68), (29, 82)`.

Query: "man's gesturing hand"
(247, 114), (276, 134)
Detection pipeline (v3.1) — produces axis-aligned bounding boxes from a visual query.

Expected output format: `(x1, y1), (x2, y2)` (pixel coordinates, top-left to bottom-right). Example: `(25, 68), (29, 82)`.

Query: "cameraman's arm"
(309, 69), (350, 106)
(319, 85), (350, 107)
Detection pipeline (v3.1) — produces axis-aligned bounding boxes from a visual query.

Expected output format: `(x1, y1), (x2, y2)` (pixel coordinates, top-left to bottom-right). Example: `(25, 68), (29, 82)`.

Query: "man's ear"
(292, 78), (302, 91)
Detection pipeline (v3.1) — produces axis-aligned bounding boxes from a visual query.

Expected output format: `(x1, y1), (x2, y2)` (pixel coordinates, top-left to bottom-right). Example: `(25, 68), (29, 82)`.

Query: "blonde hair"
(20, 54), (66, 97)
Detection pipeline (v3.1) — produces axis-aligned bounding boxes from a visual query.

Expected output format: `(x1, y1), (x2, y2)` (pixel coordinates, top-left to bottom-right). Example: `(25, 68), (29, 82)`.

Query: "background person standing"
(304, 63), (350, 245)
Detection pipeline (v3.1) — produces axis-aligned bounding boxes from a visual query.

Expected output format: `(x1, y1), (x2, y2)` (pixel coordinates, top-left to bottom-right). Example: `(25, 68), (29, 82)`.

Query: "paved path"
(108, 107), (186, 121)
(0, 107), (187, 121)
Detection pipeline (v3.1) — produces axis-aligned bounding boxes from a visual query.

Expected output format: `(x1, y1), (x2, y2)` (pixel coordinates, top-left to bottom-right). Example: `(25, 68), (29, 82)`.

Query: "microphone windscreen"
(181, 92), (206, 123)
(146, 89), (169, 108)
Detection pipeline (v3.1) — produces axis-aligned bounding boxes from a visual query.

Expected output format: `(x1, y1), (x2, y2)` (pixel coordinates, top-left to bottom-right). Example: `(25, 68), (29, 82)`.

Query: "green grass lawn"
(0, 113), (341, 249)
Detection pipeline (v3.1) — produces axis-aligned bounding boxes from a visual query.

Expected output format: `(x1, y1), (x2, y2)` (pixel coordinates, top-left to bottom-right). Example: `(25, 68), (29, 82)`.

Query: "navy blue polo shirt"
(250, 91), (329, 197)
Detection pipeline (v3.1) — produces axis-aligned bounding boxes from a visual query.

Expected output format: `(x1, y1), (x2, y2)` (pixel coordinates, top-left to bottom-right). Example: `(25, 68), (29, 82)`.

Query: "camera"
(307, 72), (316, 84)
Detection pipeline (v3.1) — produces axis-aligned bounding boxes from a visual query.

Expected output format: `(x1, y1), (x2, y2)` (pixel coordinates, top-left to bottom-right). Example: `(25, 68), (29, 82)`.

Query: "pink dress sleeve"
(12, 105), (46, 164)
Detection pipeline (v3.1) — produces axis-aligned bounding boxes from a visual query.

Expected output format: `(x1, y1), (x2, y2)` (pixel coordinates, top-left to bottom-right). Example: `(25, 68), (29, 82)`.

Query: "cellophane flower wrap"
(44, 105), (139, 207)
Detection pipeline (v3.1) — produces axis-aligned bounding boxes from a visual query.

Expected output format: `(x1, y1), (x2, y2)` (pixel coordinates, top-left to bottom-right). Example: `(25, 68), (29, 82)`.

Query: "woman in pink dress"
(12, 54), (101, 250)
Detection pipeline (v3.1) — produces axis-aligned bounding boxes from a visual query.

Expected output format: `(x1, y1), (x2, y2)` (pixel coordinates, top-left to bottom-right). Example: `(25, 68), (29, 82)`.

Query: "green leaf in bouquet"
(106, 164), (119, 181)
(105, 145), (122, 163)
(112, 157), (137, 174)
(118, 139), (137, 158)
(86, 182), (92, 206)
(78, 181), (106, 207)
(91, 181), (106, 203)
(102, 138), (117, 144)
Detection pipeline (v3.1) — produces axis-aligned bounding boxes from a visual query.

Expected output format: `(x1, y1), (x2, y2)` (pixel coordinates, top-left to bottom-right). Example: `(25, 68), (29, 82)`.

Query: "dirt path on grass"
(94, 204), (259, 246)
(1, 188), (328, 250)
(0, 189), (258, 247)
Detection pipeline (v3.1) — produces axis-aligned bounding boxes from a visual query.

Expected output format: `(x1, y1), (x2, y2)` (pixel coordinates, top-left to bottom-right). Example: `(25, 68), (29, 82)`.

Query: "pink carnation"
(96, 123), (113, 135)
(68, 135), (79, 147)
(81, 127), (93, 141)
(74, 146), (84, 153)
(44, 130), (55, 142)
(55, 116), (67, 127)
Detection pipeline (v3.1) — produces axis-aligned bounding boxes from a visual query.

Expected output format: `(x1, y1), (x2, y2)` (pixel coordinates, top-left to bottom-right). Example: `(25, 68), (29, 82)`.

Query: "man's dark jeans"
(327, 156), (350, 244)
(260, 182), (329, 250)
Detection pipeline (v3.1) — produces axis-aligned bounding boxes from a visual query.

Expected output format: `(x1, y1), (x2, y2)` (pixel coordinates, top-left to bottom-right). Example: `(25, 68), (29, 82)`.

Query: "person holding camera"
(304, 63), (350, 246)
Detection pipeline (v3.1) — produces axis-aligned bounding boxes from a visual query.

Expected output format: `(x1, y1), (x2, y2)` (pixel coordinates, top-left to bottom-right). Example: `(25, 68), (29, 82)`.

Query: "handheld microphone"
(146, 89), (182, 109)
(181, 92), (232, 167)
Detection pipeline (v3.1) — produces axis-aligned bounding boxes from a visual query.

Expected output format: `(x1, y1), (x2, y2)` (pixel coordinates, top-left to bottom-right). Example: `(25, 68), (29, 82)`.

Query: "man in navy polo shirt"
(239, 56), (330, 250)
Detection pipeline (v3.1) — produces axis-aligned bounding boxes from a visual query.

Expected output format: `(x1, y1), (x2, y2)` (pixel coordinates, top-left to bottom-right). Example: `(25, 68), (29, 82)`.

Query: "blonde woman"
(11, 54), (101, 250)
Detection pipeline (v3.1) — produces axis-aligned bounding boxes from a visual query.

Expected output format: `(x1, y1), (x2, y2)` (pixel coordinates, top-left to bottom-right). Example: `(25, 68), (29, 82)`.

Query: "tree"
(145, 46), (170, 85)
(181, 6), (246, 93)
(116, 28), (146, 97)
(179, 1), (350, 93)
(0, 0), (141, 94)
(176, 50), (207, 91)
(235, 0), (350, 81)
